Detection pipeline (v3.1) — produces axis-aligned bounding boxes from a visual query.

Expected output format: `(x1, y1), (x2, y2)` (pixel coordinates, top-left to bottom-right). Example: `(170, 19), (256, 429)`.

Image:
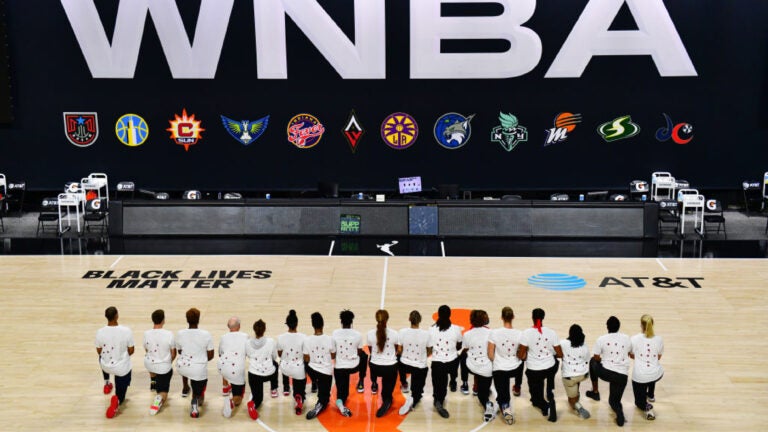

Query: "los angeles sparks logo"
(287, 114), (325, 148)
(167, 109), (205, 151)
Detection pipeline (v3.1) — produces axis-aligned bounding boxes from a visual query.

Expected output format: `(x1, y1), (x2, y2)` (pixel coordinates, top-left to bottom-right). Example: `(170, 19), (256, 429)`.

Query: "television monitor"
(398, 176), (422, 194)
(437, 184), (460, 200)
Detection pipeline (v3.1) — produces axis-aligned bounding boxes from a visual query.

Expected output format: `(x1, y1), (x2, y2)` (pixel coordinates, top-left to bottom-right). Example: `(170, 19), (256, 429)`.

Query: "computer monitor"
(398, 176), (422, 194)
(437, 184), (460, 200)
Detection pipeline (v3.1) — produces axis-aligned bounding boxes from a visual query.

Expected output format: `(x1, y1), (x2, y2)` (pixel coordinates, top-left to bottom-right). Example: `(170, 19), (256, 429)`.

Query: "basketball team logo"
(655, 113), (693, 145)
(490, 112), (527, 151)
(287, 114), (325, 148)
(434, 113), (474, 149)
(342, 110), (364, 153)
(544, 112), (582, 146)
(597, 115), (640, 142)
(381, 112), (418, 150)
(63, 112), (99, 147)
(115, 114), (149, 147)
(167, 109), (204, 151)
(221, 115), (269, 146)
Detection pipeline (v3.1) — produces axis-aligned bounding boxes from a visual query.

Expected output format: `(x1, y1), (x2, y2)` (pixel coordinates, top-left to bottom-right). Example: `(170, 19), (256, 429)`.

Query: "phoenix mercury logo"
(544, 112), (581, 146)
(597, 115), (640, 142)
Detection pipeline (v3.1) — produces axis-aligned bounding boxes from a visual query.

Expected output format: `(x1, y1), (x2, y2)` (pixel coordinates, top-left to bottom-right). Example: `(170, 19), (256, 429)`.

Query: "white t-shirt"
(95, 325), (135, 377)
(278, 332), (307, 380)
(398, 327), (432, 369)
(217, 331), (249, 385)
(630, 333), (664, 383)
(143, 328), (174, 374)
(560, 339), (590, 378)
(429, 324), (463, 363)
(175, 328), (214, 381)
(246, 337), (278, 377)
(463, 327), (493, 377)
(332, 328), (364, 370)
(593, 332), (631, 375)
(520, 326), (560, 371)
(367, 328), (400, 366)
(489, 327), (523, 371)
(304, 334), (335, 376)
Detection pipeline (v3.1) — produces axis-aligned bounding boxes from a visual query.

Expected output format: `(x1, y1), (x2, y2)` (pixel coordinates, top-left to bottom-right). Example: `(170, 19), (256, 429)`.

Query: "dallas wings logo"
(491, 112), (527, 151)
(221, 115), (269, 145)
(63, 112), (99, 147)
(434, 113), (474, 149)
(167, 109), (204, 151)
(597, 115), (640, 142)
(544, 112), (581, 146)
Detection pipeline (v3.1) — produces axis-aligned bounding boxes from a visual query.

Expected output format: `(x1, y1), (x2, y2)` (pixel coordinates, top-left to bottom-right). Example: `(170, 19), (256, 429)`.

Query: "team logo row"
(63, 111), (694, 151)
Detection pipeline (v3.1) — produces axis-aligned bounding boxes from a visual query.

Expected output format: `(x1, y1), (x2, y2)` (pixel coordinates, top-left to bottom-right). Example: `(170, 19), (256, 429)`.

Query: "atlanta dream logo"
(287, 114), (325, 148)
(63, 112), (99, 147)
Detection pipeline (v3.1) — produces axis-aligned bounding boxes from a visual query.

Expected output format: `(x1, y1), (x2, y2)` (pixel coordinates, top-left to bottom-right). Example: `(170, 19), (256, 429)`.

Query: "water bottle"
(579, 194), (584, 201)
(265, 193), (271, 200)
(641, 194), (647, 201)
(358, 192), (363, 200)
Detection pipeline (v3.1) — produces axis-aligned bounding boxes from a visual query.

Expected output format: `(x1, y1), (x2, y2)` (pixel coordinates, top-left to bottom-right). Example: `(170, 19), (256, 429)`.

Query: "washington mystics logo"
(221, 115), (269, 146)
(434, 113), (474, 149)
(381, 112), (418, 150)
(655, 113), (693, 144)
(63, 112), (99, 147)
(287, 114), (325, 148)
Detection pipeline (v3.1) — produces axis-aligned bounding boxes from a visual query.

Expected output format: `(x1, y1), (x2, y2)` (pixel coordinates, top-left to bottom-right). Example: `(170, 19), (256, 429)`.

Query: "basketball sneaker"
(294, 394), (303, 415)
(401, 382), (410, 394)
(371, 381), (378, 395)
(483, 401), (496, 422)
(512, 385), (521, 397)
(336, 399), (352, 417)
(106, 395), (119, 419)
(103, 382), (113, 395)
(306, 402), (324, 420)
(271, 388), (279, 398)
(190, 400), (199, 418)
(222, 385), (231, 396)
(356, 380), (364, 393)
(399, 396), (413, 415)
(222, 397), (233, 418)
(149, 395), (163, 416)
(247, 400), (258, 420)
(502, 404), (515, 424)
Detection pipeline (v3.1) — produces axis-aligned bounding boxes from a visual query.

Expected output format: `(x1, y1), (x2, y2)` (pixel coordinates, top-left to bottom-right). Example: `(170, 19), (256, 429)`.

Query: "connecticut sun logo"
(381, 112), (418, 149)
(167, 109), (205, 151)
(287, 114), (325, 149)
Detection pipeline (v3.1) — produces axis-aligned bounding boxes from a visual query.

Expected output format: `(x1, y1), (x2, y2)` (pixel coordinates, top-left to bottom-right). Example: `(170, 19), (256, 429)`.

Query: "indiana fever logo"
(287, 114), (325, 148)
(655, 113), (693, 144)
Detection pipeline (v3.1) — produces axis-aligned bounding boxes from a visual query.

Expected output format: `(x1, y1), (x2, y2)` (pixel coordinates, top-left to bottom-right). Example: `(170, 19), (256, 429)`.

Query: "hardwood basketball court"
(1, 255), (765, 431)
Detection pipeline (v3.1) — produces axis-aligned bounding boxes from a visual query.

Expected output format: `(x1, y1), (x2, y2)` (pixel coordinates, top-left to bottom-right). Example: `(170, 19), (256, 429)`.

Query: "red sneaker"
(294, 394), (303, 415)
(103, 382), (113, 395)
(106, 395), (119, 418)
(222, 385), (232, 396)
(247, 400), (259, 420)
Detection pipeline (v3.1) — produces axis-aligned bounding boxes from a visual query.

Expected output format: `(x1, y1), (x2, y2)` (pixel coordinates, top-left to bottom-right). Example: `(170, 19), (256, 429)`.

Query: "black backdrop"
(1, 0), (766, 193)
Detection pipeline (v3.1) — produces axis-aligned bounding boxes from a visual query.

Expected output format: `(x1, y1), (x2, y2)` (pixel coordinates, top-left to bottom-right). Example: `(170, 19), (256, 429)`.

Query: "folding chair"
(657, 199), (680, 236)
(743, 180), (762, 213)
(84, 198), (108, 233)
(37, 197), (62, 236)
(703, 199), (726, 238)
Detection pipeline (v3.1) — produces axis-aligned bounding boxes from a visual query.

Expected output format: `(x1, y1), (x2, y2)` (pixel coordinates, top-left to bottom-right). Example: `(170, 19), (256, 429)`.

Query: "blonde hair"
(641, 314), (655, 338)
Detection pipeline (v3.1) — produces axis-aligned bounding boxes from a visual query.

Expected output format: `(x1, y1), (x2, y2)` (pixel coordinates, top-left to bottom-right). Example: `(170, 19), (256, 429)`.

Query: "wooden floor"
(1, 255), (766, 431)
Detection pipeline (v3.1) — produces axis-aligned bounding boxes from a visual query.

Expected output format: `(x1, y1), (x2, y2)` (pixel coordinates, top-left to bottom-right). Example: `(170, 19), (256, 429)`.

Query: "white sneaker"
(399, 396), (413, 415)
(222, 397), (233, 418)
(483, 401), (497, 422)
(502, 405), (514, 424)
(577, 407), (591, 419)
(336, 399), (352, 417)
(149, 395), (163, 416)
(646, 408), (656, 420)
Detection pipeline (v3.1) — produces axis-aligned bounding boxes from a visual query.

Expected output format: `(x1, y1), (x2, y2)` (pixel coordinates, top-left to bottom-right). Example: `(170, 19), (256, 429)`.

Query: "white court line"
(380, 257), (389, 309)
(468, 419), (492, 432)
(441, 241), (446, 257)
(656, 258), (668, 272)
(109, 256), (123, 269)
(256, 419), (279, 432)
(328, 240), (335, 256)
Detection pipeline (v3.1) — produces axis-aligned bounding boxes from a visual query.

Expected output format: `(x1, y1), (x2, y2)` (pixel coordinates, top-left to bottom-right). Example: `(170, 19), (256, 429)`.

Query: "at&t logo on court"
(115, 114), (149, 147)
(528, 273), (586, 291)
(167, 109), (205, 151)
(655, 113), (693, 144)
(434, 112), (474, 149)
(287, 113), (325, 148)
(381, 112), (418, 149)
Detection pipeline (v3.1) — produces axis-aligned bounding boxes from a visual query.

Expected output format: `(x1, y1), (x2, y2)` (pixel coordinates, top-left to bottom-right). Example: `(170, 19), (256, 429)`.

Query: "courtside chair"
(83, 198), (108, 233)
(37, 197), (62, 236)
(703, 199), (726, 238)
(657, 199), (680, 237)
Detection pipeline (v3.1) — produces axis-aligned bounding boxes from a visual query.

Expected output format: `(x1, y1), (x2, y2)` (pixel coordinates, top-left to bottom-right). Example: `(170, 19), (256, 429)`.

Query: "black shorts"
(190, 378), (208, 397)
(154, 370), (173, 393)
(231, 383), (246, 397)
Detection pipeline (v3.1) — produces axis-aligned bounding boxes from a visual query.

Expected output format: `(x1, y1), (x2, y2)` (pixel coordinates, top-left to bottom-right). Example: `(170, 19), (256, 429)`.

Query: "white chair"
(678, 189), (705, 235)
(651, 172), (675, 201)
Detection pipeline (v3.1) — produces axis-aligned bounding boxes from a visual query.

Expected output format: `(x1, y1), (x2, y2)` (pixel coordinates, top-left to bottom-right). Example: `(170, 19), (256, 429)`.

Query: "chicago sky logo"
(221, 115), (269, 146)
(544, 112), (581, 146)
(287, 114), (325, 148)
(434, 112), (474, 149)
(342, 110), (364, 153)
(167, 109), (204, 151)
(597, 115), (640, 142)
(655, 113), (693, 144)
(63, 112), (99, 147)
(115, 114), (149, 147)
(528, 273), (586, 291)
(381, 112), (418, 150)
(491, 112), (527, 151)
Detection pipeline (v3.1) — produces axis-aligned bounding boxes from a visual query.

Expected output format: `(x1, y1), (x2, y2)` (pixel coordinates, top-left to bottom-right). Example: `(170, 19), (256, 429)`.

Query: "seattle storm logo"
(434, 113), (474, 149)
